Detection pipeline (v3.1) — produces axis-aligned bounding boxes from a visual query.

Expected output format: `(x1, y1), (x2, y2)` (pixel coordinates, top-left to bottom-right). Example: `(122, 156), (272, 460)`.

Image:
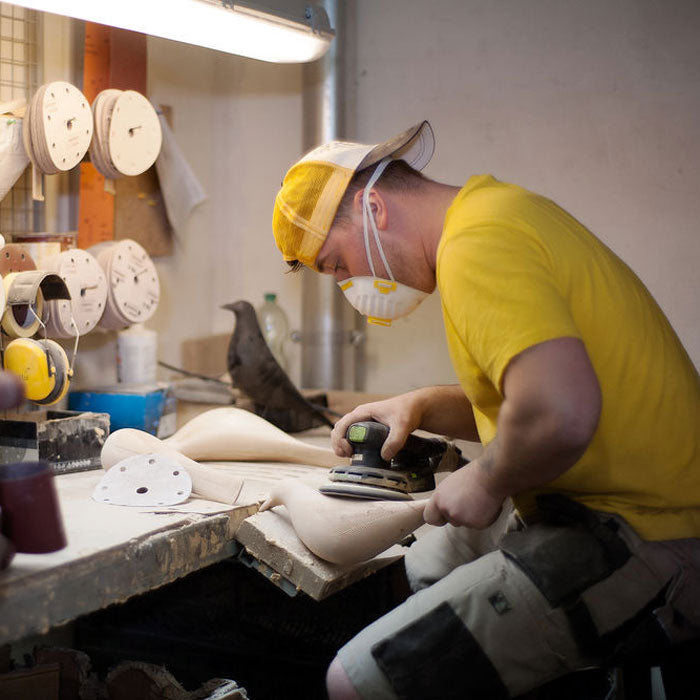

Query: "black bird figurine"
(222, 300), (334, 433)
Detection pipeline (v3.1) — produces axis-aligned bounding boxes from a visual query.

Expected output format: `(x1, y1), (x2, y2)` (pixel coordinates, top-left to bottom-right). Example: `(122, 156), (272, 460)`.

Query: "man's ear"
(352, 188), (364, 213)
(353, 188), (388, 229)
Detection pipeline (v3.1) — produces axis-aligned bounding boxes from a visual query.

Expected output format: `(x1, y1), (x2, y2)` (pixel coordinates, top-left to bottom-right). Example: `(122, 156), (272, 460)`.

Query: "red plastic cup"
(0, 461), (67, 553)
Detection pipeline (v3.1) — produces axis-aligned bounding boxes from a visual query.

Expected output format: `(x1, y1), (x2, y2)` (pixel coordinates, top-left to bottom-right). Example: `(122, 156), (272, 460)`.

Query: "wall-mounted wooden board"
(78, 25), (173, 257)
(114, 167), (173, 257)
(78, 23), (113, 249)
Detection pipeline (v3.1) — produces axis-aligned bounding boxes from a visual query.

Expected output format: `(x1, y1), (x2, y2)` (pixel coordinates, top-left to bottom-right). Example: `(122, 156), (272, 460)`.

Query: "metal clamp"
(234, 545), (300, 598)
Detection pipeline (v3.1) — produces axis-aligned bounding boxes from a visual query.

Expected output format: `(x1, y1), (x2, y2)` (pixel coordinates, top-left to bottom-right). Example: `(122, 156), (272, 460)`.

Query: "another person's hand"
(0, 370), (24, 410)
(330, 393), (426, 460)
(423, 463), (505, 529)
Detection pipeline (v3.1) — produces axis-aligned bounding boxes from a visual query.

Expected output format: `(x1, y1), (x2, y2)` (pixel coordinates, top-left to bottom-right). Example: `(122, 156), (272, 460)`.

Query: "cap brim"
(357, 120), (435, 172)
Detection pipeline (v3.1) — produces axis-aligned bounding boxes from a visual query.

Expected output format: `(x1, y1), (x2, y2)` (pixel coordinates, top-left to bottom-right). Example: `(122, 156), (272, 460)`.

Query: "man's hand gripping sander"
(320, 421), (468, 501)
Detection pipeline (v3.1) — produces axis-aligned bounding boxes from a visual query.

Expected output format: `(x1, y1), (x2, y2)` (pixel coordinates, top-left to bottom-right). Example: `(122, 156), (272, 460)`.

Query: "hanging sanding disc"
(90, 89), (162, 180)
(0, 243), (36, 275)
(43, 249), (108, 338)
(88, 239), (160, 330)
(109, 90), (162, 176)
(88, 89), (122, 180)
(23, 81), (93, 175)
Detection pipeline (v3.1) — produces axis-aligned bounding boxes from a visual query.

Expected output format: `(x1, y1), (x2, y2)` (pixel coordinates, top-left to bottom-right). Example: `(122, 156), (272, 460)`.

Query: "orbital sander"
(320, 420), (468, 501)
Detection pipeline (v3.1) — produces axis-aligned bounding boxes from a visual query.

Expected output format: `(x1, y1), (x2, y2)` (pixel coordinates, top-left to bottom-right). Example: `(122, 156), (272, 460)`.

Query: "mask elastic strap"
(361, 191), (376, 277)
(362, 157), (393, 281)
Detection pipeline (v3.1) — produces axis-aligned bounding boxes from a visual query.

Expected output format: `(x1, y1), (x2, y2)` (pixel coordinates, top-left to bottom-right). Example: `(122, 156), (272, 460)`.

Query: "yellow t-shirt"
(437, 175), (700, 540)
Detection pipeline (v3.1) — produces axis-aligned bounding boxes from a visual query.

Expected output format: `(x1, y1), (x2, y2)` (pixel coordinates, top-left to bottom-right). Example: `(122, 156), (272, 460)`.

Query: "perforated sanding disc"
(43, 249), (108, 337)
(0, 243), (36, 275)
(89, 89), (122, 179)
(108, 91), (162, 177)
(29, 81), (93, 173)
(89, 239), (160, 329)
(93, 453), (192, 507)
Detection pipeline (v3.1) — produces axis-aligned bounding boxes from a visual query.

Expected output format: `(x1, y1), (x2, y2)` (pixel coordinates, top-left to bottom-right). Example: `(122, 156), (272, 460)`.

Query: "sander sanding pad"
(319, 482), (414, 501)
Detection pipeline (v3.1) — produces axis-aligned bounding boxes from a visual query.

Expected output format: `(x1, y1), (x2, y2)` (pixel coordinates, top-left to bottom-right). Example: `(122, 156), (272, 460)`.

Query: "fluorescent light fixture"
(7, 0), (334, 63)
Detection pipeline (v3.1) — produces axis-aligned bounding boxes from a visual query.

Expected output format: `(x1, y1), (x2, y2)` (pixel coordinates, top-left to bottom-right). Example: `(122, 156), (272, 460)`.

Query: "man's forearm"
(423, 395), (596, 529)
(473, 398), (592, 501)
(411, 384), (479, 442)
(424, 338), (602, 529)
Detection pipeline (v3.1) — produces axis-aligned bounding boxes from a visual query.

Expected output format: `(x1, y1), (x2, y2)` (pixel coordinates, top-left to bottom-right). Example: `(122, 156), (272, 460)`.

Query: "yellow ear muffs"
(36, 339), (71, 405)
(3, 338), (51, 401)
(3, 338), (71, 405)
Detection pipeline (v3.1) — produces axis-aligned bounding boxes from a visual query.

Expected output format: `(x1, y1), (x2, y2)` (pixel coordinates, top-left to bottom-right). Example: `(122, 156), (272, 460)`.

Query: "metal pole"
(299, 0), (365, 390)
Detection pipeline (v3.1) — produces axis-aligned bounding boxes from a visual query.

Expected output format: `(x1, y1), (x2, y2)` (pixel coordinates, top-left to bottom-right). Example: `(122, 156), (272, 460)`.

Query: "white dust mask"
(338, 158), (428, 327)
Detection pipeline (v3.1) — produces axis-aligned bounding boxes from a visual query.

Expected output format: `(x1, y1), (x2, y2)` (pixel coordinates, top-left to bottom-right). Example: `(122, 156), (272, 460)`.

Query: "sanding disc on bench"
(93, 453), (192, 507)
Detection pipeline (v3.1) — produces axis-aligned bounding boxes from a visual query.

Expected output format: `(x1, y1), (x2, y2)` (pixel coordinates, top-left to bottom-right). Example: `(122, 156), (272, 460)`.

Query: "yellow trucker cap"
(273, 120), (435, 268)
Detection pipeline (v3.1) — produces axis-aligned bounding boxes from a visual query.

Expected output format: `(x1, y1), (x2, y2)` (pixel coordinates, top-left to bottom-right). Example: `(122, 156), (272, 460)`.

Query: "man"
(272, 121), (700, 699)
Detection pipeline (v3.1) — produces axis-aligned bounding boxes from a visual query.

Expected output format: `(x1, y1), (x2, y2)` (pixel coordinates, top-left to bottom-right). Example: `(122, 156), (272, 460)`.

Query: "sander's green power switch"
(346, 421), (391, 468)
(347, 423), (368, 442)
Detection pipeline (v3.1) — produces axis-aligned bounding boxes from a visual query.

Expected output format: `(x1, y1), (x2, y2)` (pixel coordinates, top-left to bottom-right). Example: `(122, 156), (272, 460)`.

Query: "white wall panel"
(146, 39), (305, 384)
(73, 1), (699, 397)
(349, 0), (700, 392)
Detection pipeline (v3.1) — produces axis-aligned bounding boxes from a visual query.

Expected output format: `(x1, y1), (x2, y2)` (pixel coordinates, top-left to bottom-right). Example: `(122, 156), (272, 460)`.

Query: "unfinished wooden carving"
(101, 407), (344, 505)
(102, 407), (340, 469)
(259, 479), (426, 565)
(100, 429), (243, 505)
(162, 407), (341, 467)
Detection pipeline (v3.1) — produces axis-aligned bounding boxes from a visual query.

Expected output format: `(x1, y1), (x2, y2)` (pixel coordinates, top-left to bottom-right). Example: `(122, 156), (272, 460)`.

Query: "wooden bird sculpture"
(222, 300), (334, 433)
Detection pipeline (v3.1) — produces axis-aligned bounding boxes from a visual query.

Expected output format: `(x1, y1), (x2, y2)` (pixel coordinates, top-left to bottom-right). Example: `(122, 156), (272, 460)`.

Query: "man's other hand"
(424, 463), (504, 529)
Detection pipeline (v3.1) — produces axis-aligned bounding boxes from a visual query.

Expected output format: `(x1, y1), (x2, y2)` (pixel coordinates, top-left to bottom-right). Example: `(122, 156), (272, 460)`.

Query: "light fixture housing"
(7, 0), (335, 63)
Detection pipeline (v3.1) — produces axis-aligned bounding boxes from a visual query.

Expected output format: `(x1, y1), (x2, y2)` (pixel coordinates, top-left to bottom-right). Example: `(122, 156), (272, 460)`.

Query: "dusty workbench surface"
(0, 469), (257, 645)
(0, 427), (424, 645)
(0, 419), (483, 645)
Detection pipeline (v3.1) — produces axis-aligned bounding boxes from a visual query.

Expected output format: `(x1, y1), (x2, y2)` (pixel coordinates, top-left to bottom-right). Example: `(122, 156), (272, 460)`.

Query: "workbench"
(0, 430), (408, 647)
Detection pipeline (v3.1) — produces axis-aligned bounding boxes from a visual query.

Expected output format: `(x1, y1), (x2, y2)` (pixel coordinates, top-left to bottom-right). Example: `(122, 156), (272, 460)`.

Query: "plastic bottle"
(256, 292), (290, 371)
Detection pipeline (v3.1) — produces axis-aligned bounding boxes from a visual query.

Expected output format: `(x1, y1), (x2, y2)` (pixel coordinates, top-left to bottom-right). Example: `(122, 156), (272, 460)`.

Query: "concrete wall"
(145, 39), (305, 383)
(347, 0), (700, 392)
(69, 0), (699, 396)
(68, 37), (306, 389)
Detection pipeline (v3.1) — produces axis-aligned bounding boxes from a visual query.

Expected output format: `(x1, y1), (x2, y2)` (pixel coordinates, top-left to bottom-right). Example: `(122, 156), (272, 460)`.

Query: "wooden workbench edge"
(0, 505), (256, 645)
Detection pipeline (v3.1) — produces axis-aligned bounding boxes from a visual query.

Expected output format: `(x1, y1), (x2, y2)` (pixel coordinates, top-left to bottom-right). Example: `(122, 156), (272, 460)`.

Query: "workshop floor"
(73, 558), (407, 699)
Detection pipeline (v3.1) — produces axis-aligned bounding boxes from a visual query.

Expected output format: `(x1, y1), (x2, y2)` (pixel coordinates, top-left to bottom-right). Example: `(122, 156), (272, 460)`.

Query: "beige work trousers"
(336, 499), (700, 700)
